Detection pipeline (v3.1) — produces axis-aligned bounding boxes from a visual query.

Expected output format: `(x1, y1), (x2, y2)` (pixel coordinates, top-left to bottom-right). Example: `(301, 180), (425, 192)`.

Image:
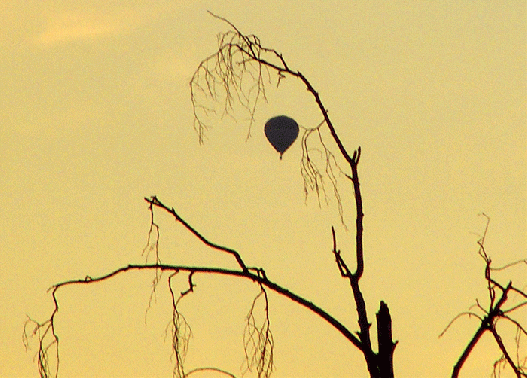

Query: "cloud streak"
(33, 4), (175, 47)
(35, 10), (126, 46)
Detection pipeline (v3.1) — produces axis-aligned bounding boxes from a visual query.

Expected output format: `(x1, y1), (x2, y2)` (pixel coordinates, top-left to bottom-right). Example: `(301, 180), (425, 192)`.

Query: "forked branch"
(145, 195), (249, 273)
(445, 215), (527, 378)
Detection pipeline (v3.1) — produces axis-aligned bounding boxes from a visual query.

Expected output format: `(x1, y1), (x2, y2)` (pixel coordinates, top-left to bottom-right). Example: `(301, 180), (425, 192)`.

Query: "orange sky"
(1, 1), (526, 377)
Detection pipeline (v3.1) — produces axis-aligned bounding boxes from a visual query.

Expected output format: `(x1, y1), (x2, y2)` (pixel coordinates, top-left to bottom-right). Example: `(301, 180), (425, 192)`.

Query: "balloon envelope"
(265, 115), (299, 159)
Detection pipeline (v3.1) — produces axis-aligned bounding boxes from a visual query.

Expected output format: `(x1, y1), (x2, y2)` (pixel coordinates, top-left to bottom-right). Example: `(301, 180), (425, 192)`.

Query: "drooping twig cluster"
(242, 288), (274, 378)
(190, 12), (275, 142)
(168, 271), (194, 378)
(300, 121), (350, 226)
(24, 306), (59, 378)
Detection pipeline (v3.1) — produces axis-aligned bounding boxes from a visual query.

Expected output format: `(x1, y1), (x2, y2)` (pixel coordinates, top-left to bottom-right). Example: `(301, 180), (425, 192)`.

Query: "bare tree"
(24, 13), (526, 378)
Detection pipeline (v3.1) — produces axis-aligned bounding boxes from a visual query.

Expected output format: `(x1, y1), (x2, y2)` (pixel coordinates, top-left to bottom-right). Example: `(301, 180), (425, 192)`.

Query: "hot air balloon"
(264, 115), (299, 159)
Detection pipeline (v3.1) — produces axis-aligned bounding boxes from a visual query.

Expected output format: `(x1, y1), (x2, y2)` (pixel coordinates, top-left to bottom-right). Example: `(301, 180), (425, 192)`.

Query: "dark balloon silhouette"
(264, 115), (299, 159)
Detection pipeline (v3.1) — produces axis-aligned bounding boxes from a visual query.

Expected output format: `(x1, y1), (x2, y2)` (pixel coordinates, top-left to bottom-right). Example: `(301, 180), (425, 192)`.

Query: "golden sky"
(1, 1), (526, 377)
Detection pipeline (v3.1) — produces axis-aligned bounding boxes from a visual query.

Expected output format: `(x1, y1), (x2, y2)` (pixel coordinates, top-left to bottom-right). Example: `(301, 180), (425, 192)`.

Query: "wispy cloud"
(35, 10), (126, 46)
(33, 4), (170, 47)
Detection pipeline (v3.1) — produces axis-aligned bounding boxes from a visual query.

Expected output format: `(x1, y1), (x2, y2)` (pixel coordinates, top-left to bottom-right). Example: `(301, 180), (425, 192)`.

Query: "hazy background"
(1, 1), (525, 377)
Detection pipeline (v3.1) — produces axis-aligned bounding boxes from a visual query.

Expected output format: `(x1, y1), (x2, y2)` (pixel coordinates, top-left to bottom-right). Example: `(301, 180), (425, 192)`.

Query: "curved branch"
(184, 366), (237, 378)
(50, 264), (363, 353)
(206, 15), (357, 169)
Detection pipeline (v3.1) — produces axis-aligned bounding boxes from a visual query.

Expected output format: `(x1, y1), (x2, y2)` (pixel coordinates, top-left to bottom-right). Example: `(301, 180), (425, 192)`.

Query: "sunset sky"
(1, 1), (526, 377)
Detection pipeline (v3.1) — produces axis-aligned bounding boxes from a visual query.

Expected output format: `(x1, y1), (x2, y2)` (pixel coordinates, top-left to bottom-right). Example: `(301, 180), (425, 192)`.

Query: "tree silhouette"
(24, 12), (526, 378)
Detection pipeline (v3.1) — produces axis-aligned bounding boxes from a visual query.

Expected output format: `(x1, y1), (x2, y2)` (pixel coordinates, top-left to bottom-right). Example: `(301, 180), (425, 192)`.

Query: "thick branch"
(377, 301), (396, 378)
(329, 149), (374, 375)
(345, 149), (376, 376)
(350, 277), (376, 376)
(349, 149), (364, 278)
